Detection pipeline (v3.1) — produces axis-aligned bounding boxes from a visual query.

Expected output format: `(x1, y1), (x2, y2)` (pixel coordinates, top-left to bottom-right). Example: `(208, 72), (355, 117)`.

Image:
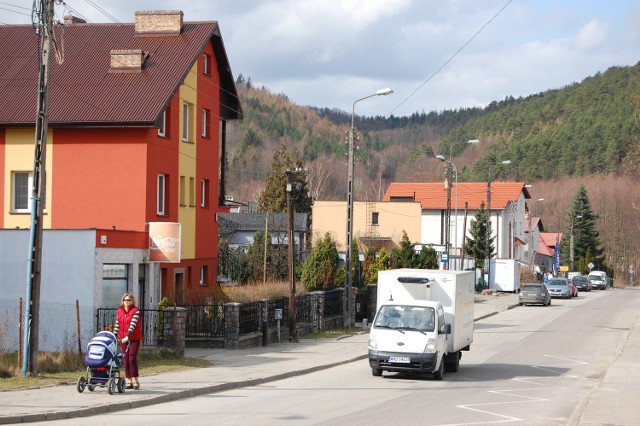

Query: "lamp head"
(502, 160), (512, 165)
(376, 88), (393, 96)
(435, 155), (446, 162)
(467, 139), (480, 144)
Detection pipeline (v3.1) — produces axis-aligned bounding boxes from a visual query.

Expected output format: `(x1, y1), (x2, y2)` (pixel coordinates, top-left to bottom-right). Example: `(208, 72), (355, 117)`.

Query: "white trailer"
(491, 258), (521, 292)
(368, 269), (474, 379)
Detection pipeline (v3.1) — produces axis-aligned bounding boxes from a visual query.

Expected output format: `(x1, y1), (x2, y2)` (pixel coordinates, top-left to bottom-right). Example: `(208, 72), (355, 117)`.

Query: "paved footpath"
(6, 291), (609, 425)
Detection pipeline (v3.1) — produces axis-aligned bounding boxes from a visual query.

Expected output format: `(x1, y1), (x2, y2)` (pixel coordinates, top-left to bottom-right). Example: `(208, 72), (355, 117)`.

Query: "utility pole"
(286, 170), (297, 343)
(444, 165), (452, 270)
(23, 0), (54, 377)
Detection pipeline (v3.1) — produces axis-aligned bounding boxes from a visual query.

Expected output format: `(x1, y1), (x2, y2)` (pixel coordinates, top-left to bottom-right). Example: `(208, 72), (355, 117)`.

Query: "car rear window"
(522, 285), (539, 291)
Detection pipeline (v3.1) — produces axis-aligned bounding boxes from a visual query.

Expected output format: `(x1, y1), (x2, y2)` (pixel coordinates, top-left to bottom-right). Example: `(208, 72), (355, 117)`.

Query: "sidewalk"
(0, 292), (519, 424)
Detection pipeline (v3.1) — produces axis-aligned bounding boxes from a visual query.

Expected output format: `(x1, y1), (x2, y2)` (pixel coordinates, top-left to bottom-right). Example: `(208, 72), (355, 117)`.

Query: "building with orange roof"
(383, 181), (531, 268)
(0, 10), (241, 349)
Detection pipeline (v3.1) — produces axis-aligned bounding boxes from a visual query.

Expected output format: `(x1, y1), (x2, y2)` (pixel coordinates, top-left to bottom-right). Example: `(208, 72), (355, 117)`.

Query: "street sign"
(441, 253), (449, 263)
(588, 262), (594, 270)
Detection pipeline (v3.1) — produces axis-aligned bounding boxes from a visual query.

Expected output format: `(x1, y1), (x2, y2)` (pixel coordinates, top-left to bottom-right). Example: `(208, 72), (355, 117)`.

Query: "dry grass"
(221, 280), (307, 303)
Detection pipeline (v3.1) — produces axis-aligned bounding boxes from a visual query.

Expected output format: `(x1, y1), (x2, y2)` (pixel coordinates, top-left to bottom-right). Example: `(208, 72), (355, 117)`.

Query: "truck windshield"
(374, 305), (435, 332)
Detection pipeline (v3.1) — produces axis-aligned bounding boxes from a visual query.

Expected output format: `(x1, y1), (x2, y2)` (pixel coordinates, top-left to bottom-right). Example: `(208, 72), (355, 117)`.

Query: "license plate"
(389, 356), (410, 363)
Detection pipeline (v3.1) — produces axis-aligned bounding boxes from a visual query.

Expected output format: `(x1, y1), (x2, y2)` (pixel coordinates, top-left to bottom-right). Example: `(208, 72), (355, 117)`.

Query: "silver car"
(519, 283), (551, 306)
(546, 278), (572, 299)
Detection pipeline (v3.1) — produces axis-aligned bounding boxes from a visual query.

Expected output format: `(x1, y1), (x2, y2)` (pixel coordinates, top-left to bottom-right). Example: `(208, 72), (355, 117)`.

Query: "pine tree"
(257, 144), (312, 215)
(300, 232), (339, 291)
(464, 201), (493, 268)
(560, 185), (604, 272)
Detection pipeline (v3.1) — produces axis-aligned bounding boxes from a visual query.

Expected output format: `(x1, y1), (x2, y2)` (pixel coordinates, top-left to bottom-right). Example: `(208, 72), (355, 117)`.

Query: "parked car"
(572, 275), (591, 292)
(588, 271), (608, 290)
(545, 278), (572, 299)
(519, 283), (551, 306)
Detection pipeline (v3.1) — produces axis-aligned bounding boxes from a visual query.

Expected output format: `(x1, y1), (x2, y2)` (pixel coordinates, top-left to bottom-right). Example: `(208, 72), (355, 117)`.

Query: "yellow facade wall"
(177, 63), (198, 260)
(3, 129), (53, 229)
(311, 200), (422, 251)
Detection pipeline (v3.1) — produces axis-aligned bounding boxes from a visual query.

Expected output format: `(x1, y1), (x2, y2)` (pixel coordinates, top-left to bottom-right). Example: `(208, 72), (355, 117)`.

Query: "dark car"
(519, 283), (551, 306)
(572, 275), (591, 292)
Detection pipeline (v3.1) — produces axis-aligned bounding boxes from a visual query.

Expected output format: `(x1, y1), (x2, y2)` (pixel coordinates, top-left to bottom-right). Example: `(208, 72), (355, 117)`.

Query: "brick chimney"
(135, 10), (183, 35)
(110, 49), (145, 72)
(64, 15), (86, 25)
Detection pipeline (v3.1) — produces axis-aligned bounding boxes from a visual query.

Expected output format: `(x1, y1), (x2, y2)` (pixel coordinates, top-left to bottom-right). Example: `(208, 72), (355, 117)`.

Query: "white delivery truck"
(368, 268), (474, 379)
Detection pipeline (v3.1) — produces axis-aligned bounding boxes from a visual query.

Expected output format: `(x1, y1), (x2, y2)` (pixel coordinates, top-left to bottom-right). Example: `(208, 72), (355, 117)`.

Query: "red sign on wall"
(149, 222), (181, 263)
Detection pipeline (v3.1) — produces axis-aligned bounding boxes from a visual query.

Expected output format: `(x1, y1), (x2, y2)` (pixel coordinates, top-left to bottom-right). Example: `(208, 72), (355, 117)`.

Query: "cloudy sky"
(3, 0), (639, 117)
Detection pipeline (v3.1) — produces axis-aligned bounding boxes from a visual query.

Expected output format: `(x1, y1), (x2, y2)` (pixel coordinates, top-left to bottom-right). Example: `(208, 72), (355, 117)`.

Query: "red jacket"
(115, 305), (142, 341)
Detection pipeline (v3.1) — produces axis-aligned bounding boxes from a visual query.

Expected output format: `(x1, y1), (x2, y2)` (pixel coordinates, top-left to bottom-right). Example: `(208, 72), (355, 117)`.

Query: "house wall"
(2, 128), (53, 229)
(311, 201), (421, 252)
(52, 128), (148, 230)
(0, 128), (4, 228)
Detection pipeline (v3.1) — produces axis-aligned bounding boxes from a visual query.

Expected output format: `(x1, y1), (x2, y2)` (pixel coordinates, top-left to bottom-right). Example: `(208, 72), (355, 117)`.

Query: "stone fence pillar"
(162, 306), (186, 356)
(224, 302), (240, 349)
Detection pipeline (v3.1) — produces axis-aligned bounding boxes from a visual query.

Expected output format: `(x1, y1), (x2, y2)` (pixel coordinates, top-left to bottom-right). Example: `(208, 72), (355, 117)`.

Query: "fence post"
(224, 303), (240, 349)
(367, 285), (377, 323)
(261, 299), (269, 346)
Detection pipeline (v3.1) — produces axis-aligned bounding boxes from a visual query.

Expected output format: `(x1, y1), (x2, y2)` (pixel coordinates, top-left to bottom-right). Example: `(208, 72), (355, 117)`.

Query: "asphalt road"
(41, 288), (639, 425)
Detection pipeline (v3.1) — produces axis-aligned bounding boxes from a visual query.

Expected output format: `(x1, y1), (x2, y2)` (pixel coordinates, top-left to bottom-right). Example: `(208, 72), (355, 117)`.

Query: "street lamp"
(345, 87), (393, 328)
(570, 214), (583, 272)
(486, 160), (511, 289)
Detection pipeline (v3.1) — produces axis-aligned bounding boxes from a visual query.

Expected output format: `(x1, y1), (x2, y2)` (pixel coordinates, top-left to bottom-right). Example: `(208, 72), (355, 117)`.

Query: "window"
(189, 177), (195, 207)
(157, 109), (167, 137)
(202, 53), (211, 75)
(157, 174), (167, 215)
(372, 212), (379, 225)
(182, 102), (192, 142)
(102, 264), (128, 308)
(179, 176), (186, 207)
(200, 265), (208, 286)
(201, 179), (209, 207)
(201, 108), (210, 138)
(12, 171), (32, 212)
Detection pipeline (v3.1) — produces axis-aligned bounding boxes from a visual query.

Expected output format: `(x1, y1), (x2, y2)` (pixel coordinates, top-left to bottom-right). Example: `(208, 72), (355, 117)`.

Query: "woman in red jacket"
(113, 292), (142, 389)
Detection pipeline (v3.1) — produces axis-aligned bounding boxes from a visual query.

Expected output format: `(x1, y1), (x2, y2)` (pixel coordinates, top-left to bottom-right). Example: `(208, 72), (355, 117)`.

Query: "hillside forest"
(224, 63), (640, 285)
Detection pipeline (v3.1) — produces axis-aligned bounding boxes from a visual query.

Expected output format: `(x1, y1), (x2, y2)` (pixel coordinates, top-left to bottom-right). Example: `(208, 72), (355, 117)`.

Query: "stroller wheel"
(88, 384), (96, 392)
(108, 377), (117, 395)
(117, 377), (126, 393)
(76, 376), (86, 393)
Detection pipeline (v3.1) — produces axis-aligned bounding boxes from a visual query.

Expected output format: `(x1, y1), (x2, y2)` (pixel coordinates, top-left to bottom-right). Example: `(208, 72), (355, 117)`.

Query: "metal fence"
(324, 289), (343, 317)
(0, 299), (94, 353)
(239, 301), (261, 334)
(183, 304), (225, 338)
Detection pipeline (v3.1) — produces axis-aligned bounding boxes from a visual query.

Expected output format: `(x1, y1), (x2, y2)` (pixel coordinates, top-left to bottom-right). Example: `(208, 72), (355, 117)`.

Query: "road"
(44, 289), (638, 425)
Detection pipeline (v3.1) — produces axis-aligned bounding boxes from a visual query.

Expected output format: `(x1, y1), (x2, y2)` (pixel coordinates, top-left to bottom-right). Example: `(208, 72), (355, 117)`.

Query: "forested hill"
(226, 62), (640, 203)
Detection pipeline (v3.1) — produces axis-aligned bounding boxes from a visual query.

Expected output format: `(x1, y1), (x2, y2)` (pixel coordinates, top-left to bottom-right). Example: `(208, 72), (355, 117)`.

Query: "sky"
(3, 0), (639, 117)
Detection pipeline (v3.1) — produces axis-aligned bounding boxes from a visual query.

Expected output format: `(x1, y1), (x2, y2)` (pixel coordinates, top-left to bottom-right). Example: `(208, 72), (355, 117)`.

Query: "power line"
(388, 0), (513, 117)
(81, 0), (120, 24)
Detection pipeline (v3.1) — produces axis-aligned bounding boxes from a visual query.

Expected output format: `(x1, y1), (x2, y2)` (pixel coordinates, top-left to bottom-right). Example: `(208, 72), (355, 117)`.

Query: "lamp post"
(486, 160), (511, 289)
(345, 88), (393, 328)
(570, 214), (582, 272)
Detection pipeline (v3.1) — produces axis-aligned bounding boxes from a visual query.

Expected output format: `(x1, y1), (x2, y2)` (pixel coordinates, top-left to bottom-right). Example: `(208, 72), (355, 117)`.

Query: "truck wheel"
(371, 367), (382, 377)
(433, 357), (445, 380)
(445, 352), (460, 372)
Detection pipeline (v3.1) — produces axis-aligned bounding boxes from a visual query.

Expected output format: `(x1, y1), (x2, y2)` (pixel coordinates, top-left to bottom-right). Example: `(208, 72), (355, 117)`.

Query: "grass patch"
(0, 349), (211, 392)
(302, 328), (360, 339)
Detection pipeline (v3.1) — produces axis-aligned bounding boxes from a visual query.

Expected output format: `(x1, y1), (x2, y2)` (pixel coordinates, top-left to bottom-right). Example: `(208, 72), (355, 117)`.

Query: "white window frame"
(203, 53), (210, 75)
(201, 179), (209, 208)
(157, 174), (166, 215)
(182, 102), (191, 142)
(157, 110), (166, 137)
(201, 108), (210, 138)
(200, 265), (208, 286)
(12, 171), (32, 213)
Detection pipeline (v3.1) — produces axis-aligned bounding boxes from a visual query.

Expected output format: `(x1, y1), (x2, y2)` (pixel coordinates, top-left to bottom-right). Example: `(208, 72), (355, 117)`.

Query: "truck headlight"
(369, 337), (378, 351)
(424, 338), (437, 353)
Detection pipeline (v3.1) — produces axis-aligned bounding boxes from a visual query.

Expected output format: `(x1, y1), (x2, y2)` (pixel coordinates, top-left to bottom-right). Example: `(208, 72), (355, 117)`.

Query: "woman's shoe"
(126, 383), (133, 389)
(133, 382), (140, 390)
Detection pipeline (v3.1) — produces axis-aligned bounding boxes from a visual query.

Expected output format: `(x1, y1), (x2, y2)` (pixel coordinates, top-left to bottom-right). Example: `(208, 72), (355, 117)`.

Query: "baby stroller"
(77, 331), (128, 395)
